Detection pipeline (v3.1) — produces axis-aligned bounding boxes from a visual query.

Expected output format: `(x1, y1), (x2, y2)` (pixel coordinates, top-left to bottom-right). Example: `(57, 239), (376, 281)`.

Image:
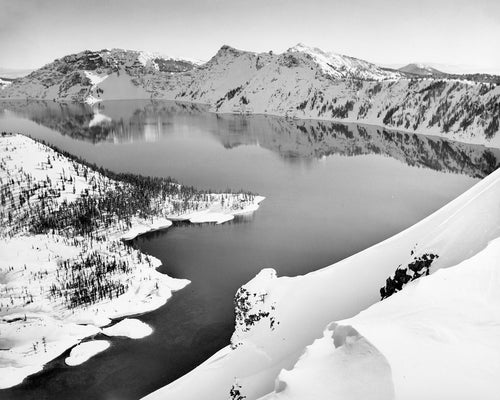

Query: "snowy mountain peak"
(287, 43), (402, 81)
(399, 63), (446, 77)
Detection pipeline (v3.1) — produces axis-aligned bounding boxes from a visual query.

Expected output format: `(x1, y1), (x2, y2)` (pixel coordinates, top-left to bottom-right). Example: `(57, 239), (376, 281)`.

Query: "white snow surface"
(102, 318), (153, 339)
(144, 162), (500, 400)
(65, 340), (110, 366)
(262, 236), (500, 400)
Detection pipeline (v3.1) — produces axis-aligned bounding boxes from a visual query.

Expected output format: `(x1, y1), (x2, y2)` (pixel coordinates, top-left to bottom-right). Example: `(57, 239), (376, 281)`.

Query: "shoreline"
(0, 133), (264, 389)
(1, 95), (499, 148)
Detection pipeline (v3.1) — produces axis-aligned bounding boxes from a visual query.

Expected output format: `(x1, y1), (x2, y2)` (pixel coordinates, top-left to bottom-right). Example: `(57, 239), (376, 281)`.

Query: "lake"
(0, 100), (497, 400)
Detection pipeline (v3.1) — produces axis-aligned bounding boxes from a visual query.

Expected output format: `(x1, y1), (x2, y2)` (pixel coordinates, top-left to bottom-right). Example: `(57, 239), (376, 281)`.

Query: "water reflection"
(1, 99), (498, 178)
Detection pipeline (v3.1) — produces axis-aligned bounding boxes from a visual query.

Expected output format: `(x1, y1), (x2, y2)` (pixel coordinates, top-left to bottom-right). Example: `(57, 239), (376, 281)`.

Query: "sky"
(0, 0), (499, 74)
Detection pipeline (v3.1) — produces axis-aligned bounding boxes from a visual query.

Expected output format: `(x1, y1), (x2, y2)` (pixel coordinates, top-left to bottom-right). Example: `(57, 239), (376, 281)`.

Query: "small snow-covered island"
(0, 132), (264, 389)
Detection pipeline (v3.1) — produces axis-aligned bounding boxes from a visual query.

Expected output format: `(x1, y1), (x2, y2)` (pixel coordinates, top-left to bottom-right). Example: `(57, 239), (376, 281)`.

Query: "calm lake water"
(0, 100), (498, 400)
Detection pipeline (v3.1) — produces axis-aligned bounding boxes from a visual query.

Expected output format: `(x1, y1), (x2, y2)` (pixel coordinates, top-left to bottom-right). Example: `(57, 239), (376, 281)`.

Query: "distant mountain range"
(1, 44), (499, 146)
(398, 63), (447, 77)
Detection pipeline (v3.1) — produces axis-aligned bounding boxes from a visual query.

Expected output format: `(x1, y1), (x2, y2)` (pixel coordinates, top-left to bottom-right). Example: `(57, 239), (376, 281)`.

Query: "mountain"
(399, 63), (447, 77)
(0, 48), (197, 103)
(143, 152), (500, 400)
(1, 45), (499, 146)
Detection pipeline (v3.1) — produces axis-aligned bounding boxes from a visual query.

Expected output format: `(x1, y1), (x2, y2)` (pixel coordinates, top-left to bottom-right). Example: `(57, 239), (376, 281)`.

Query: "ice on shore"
(102, 318), (153, 339)
(65, 340), (110, 366)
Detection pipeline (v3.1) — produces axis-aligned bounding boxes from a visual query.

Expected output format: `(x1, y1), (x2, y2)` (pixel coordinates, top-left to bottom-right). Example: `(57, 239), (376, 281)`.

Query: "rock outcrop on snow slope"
(143, 160), (500, 400)
(2, 44), (499, 146)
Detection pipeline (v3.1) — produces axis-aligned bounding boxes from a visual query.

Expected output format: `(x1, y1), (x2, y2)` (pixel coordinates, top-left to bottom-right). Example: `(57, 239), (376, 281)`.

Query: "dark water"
(0, 100), (497, 400)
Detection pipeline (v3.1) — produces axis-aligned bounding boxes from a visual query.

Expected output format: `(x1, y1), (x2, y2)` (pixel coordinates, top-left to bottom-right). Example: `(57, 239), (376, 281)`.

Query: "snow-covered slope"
(143, 162), (500, 400)
(174, 45), (499, 146)
(1, 45), (499, 146)
(260, 237), (500, 400)
(207, 62), (500, 147)
(399, 63), (446, 77)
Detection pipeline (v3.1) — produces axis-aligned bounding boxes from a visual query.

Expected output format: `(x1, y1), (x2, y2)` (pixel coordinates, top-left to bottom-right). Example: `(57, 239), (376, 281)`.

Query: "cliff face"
(2, 45), (499, 146)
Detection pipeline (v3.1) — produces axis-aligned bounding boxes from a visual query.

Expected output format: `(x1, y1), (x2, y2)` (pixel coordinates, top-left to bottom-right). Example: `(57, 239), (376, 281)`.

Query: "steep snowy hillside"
(1, 45), (499, 146)
(399, 63), (446, 77)
(209, 61), (500, 146)
(260, 237), (500, 400)
(143, 164), (500, 400)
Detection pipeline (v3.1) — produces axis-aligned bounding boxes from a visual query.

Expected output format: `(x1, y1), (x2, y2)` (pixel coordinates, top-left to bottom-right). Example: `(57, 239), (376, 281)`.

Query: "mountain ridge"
(1, 44), (499, 146)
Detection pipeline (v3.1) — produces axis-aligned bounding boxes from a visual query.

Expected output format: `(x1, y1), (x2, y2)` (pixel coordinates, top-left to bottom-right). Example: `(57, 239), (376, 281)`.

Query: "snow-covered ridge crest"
(288, 42), (402, 80)
(143, 159), (500, 399)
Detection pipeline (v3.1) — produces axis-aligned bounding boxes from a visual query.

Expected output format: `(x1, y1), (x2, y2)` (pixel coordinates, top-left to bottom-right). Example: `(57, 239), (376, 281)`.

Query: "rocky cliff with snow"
(1, 44), (499, 146)
(0, 48), (197, 103)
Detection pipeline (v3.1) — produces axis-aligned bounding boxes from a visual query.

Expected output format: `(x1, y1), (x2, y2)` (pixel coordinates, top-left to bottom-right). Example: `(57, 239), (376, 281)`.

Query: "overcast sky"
(1, 0), (499, 73)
